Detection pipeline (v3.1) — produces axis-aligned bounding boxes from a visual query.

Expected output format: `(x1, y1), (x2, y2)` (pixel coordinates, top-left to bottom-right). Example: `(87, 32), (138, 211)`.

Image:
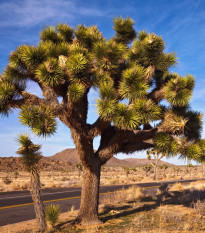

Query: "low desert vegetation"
(0, 164), (205, 193)
(1, 181), (205, 233)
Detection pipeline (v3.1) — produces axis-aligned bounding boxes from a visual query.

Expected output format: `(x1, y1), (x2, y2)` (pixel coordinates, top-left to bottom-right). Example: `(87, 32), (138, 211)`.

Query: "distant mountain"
(124, 158), (173, 166)
(49, 148), (172, 167)
(0, 149), (173, 172)
(49, 148), (132, 167)
(0, 156), (72, 172)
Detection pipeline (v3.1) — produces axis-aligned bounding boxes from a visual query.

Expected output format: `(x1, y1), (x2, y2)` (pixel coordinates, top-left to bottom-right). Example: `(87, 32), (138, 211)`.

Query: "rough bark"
(30, 169), (46, 232)
(75, 158), (102, 225)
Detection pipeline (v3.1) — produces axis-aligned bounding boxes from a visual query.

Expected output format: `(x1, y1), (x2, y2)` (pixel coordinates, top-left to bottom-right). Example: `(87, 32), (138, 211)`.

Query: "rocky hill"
(0, 156), (72, 172)
(49, 148), (172, 167)
(0, 149), (173, 172)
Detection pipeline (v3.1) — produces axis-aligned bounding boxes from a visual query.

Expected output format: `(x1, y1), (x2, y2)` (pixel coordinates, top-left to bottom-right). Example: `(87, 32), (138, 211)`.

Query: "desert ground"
(1, 149), (205, 232)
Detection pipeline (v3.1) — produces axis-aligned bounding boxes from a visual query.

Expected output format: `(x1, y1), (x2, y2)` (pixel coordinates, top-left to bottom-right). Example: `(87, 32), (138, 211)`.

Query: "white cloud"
(0, 0), (109, 28)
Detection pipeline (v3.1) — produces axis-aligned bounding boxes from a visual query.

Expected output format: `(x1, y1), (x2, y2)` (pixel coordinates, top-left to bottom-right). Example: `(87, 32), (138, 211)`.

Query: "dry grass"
(1, 180), (205, 233)
(170, 183), (185, 192)
(100, 186), (143, 206)
(0, 165), (204, 192)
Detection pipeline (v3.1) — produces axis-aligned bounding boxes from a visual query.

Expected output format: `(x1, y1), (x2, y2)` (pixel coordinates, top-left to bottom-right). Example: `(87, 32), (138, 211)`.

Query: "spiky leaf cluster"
(75, 25), (102, 49)
(0, 17), (203, 164)
(119, 65), (148, 99)
(36, 58), (64, 86)
(19, 105), (57, 137)
(165, 75), (195, 107)
(154, 132), (178, 155)
(133, 99), (162, 124)
(16, 134), (42, 172)
(113, 17), (136, 44)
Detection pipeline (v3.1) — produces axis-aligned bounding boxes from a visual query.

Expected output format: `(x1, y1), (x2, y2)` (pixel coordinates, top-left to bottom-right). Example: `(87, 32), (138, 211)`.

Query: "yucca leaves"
(154, 132), (178, 154)
(17, 45), (47, 69)
(119, 65), (148, 99)
(133, 99), (162, 124)
(16, 134), (42, 172)
(67, 53), (89, 78)
(99, 81), (115, 100)
(182, 144), (202, 160)
(0, 81), (16, 101)
(155, 52), (177, 71)
(93, 39), (126, 71)
(161, 112), (188, 134)
(36, 58), (64, 86)
(0, 17), (203, 163)
(165, 75), (195, 107)
(19, 105), (57, 137)
(97, 99), (117, 120)
(68, 82), (85, 101)
(57, 23), (74, 43)
(184, 111), (203, 140)
(75, 25), (102, 49)
(113, 17), (136, 44)
(113, 103), (140, 129)
(40, 26), (59, 43)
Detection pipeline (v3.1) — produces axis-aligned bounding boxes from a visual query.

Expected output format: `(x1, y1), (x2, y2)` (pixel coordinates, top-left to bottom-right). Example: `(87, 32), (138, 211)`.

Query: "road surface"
(0, 179), (202, 226)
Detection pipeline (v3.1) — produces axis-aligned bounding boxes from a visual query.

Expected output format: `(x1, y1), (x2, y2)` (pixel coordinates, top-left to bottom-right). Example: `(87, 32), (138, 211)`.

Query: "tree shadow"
(99, 188), (205, 223)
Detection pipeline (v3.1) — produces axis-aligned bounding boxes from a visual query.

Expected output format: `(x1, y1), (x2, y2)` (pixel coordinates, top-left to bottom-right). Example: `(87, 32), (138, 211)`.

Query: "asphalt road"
(0, 178), (202, 226)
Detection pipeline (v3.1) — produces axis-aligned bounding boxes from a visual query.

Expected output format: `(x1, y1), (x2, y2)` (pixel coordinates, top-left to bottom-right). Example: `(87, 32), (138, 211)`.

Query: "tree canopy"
(1, 16), (205, 224)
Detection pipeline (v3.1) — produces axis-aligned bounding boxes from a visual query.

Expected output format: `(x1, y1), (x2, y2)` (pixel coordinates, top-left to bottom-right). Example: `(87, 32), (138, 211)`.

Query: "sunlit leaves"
(96, 99), (117, 120)
(19, 105), (57, 137)
(57, 23), (74, 43)
(183, 144), (202, 160)
(154, 132), (178, 155)
(113, 16), (136, 44)
(93, 40), (126, 71)
(16, 134), (42, 172)
(99, 81), (115, 100)
(165, 75), (195, 107)
(75, 25), (102, 49)
(68, 82), (85, 101)
(113, 103), (140, 129)
(161, 112), (188, 134)
(67, 53), (90, 81)
(119, 65), (148, 99)
(17, 45), (47, 69)
(133, 99), (162, 124)
(36, 58), (64, 86)
(40, 26), (59, 43)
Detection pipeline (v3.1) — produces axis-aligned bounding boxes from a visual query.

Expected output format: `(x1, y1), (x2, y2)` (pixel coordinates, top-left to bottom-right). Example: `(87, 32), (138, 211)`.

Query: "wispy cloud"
(0, 0), (109, 28)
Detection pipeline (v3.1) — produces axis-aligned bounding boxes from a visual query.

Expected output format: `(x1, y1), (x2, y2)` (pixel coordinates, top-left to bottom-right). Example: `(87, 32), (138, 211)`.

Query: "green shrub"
(45, 204), (61, 226)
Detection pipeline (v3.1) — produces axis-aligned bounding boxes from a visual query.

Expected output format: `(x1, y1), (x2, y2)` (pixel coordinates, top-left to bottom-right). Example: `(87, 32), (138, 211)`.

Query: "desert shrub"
(14, 171), (19, 179)
(170, 183), (185, 192)
(20, 182), (30, 190)
(3, 176), (12, 184)
(45, 204), (61, 227)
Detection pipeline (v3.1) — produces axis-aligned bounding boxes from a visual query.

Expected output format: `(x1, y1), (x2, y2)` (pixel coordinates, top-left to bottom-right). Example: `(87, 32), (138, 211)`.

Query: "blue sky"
(0, 0), (204, 165)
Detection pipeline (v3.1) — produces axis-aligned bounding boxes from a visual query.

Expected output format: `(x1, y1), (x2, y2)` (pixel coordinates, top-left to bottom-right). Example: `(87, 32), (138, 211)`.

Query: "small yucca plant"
(45, 204), (61, 227)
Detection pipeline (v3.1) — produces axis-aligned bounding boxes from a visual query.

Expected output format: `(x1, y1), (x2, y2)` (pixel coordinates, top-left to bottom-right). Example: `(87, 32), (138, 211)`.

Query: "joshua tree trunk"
(30, 170), (46, 232)
(202, 164), (205, 176)
(75, 159), (102, 225)
(153, 163), (158, 180)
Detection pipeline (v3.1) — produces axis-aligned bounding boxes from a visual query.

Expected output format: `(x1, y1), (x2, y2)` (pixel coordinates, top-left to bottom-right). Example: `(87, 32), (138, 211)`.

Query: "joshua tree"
(16, 134), (46, 231)
(147, 149), (166, 180)
(76, 163), (83, 177)
(186, 163), (194, 178)
(159, 164), (168, 177)
(1, 17), (205, 224)
(124, 166), (130, 177)
(142, 164), (152, 177)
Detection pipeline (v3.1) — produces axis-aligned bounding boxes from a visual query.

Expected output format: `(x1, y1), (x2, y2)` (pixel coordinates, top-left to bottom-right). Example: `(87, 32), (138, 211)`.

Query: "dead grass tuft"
(193, 199), (205, 216)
